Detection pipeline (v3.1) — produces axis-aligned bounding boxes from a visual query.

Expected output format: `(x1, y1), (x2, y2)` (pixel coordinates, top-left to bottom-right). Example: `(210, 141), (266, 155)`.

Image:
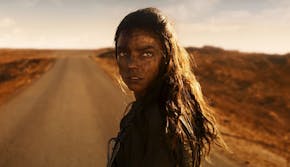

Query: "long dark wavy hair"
(114, 7), (226, 167)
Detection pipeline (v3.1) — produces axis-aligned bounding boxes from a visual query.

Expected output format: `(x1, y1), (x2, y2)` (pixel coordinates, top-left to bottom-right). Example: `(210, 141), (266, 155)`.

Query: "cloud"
(12, 28), (22, 34)
(173, 1), (290, 54)
(0, 17), (23, 47)
(0, 17), (21, 35)
(0, 17), (16, 28)
(0, 27), (23, 46)
(23, 0), (63, 7)
(257, 6), (290, 25)
(23, 0), (41, 7)
(50, 0), (63, 6)
(177, 3), (290, 34)
(162, 0), (220, 21)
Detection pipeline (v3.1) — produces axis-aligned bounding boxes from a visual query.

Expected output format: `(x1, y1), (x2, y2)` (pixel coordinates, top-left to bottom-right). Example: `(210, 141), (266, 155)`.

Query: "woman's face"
(116, 29), (164, 98)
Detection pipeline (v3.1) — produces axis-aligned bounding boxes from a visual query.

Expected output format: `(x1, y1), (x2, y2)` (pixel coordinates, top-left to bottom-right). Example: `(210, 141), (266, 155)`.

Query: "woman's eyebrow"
(136, 45), (155, 51)
(117, 46), (126, 51)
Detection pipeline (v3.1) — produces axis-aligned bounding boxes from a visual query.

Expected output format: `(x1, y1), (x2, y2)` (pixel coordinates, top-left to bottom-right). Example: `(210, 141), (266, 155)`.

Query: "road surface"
(0, 54), (242, 167)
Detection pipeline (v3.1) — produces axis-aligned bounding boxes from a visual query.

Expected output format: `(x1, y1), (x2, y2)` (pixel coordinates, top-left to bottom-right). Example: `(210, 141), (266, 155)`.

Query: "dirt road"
(0, 54), (242, 167)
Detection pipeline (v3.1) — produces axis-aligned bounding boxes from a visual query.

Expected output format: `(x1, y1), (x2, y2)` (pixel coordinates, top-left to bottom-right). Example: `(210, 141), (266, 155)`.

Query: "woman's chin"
(128, 86), (142, 94)
(127, 86), (145, 98)
(126, 83), (141, 91)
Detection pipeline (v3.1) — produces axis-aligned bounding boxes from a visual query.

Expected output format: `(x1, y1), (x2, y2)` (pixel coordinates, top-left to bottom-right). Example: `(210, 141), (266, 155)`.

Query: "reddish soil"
(0, 49), (56, 105)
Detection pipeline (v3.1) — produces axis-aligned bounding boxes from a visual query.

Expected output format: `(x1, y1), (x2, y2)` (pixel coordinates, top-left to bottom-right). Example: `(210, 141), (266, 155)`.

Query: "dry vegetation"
(0, 49), (56, 105)
(90, 48), (119, 81)
(92, 46), (290, 167)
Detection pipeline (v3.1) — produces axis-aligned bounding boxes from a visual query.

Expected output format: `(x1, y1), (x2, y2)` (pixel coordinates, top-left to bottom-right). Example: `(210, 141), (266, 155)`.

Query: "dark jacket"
(108, 99), (193, 167)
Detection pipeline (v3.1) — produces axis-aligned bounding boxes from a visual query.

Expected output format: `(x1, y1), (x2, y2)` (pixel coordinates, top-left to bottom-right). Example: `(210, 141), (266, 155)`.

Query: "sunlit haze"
(0, 0), (289, 54)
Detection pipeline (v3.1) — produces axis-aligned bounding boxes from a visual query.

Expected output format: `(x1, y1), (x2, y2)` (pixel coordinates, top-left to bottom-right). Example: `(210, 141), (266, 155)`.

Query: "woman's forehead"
(117, 29), (162, 50)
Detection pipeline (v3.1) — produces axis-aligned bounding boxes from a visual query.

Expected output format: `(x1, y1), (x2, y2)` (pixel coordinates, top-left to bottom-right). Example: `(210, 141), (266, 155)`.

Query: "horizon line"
(0, 46), (289, 55)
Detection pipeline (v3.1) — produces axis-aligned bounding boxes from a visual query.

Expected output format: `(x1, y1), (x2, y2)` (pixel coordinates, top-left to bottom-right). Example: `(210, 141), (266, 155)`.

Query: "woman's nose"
(127, 55), (139, 69)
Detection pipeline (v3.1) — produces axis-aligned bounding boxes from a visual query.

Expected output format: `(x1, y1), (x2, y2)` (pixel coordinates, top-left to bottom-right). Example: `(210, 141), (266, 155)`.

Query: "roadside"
(0, 49), (56, 106)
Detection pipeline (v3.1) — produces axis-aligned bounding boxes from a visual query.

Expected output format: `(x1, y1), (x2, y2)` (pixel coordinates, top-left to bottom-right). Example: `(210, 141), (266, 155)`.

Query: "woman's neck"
(134, 92), (145, 101)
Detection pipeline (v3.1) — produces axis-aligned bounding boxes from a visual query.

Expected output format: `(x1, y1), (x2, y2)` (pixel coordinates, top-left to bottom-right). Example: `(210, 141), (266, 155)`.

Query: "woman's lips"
(127, 76), (142, 80)
(125, 76), (143, 82)
(125, 76), (143, 80)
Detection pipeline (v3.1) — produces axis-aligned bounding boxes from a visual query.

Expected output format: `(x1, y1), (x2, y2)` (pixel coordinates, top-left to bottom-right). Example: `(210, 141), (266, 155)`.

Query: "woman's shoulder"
(119, 101), (142, 129)
(176, 115), (196, 166)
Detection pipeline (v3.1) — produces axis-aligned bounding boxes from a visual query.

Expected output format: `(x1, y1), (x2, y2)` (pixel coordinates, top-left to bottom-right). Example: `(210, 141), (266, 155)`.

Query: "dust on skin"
(116, 29), (164, 99)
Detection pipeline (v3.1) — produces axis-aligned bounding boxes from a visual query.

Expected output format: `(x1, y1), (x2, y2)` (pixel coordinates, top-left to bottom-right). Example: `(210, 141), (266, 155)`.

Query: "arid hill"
(0, 49), (56, 105)
(92, 46), (290, 167)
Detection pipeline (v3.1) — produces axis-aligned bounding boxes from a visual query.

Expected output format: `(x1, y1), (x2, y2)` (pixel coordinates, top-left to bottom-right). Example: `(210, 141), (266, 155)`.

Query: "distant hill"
(187, 45), (289, 119)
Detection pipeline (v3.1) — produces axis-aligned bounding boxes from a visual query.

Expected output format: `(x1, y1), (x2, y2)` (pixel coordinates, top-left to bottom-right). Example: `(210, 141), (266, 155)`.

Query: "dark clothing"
(109, 99), (194, 167)
(112, 99), (175, 167)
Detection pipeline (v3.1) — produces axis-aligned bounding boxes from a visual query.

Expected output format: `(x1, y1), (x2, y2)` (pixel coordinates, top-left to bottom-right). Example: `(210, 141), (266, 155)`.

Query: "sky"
(0, 0), (289, 54)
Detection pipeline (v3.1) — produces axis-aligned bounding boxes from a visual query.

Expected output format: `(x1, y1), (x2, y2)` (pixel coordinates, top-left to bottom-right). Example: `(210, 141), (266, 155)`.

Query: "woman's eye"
(118, 52), (128, 57)
(142, 52), (153, 57)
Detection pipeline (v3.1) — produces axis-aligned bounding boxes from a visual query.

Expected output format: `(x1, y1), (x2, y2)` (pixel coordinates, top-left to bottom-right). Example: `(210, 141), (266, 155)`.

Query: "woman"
(107, 7), (225, 167)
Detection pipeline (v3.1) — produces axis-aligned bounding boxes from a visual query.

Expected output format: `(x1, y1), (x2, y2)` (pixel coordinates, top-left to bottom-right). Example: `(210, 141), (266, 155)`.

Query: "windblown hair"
(114, 7), (226, 167)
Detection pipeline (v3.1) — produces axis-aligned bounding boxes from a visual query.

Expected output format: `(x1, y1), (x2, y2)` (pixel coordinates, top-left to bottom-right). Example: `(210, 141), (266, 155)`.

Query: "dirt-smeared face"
(116, 29), (164, 98)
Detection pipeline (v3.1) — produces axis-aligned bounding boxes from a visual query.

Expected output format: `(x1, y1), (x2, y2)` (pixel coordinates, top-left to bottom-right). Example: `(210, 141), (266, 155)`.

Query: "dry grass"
(188, 46), (290, 167)
(0, 49), (56, 105)
(92, 46), (290, 167)
(90, 48), (119, 83)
